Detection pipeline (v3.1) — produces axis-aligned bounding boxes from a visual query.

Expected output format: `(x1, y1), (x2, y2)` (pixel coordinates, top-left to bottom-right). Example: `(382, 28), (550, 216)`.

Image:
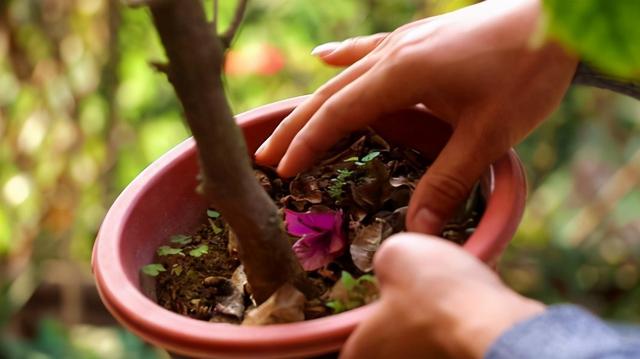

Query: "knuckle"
(425, 171), (472, 212)
(373, 237), (406, 273)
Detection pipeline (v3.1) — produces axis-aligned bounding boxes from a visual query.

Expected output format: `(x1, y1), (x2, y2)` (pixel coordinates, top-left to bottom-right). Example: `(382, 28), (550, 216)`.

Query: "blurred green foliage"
(0, 0), (639, 357)
(543, 0), (640, 77)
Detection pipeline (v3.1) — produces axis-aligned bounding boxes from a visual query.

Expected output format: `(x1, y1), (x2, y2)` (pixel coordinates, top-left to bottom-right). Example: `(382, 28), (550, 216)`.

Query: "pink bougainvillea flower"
(285, 209), (345, 271)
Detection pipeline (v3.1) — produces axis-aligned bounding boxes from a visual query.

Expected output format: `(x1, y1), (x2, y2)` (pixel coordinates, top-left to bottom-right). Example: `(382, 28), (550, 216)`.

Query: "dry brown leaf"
(242, 283), (305, 325)
(350, 218), (394, 272)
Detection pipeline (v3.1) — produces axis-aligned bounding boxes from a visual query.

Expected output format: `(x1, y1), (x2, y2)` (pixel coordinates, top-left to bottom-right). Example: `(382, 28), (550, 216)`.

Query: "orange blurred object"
(225, 43), (285, 76)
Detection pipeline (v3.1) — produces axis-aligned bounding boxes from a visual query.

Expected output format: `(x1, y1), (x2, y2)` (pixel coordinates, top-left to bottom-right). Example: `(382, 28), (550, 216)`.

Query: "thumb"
(406, 127), (498, 234)
(311, 33), (388, 67)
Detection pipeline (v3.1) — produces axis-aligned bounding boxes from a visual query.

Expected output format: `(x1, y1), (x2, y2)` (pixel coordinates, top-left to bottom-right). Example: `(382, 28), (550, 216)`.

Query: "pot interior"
(117, 105), (489, 294)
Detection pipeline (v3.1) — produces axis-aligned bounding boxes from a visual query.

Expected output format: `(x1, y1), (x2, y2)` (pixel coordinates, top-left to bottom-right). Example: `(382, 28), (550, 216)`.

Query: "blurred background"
(1, 0), (639, 357)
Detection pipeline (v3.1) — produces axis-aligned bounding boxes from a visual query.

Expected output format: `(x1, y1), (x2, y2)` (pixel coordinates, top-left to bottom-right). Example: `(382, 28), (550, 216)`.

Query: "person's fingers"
(312, 33), (389, 67)
(254, 56), (377, 166)
(406, 123), (505, 234)
(276, 60), (421, 177)
(371, 233), (443, 287)
(338, 301), (397, 359)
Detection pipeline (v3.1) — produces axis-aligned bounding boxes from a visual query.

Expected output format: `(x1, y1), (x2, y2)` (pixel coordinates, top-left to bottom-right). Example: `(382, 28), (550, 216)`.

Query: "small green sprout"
(157, 246), (184, 256)
(189, 244), (209, 257)
(207, 209), (221, 218)
(326, 271), (378, 314)
(211, 222), (223, 234)
(328, 169), (354, 200)
(141, 263), (166, 277)
(170, 234), (192, 245)
(344, 156), (359, 162)
(361, 151), (380, 162)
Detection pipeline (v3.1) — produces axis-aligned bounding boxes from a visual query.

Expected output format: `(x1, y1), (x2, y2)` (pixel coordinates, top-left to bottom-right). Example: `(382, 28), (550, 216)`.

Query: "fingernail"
(311, 42), (341, 57)
(255, 138), (269, 157)
(411, 208), (444, 235)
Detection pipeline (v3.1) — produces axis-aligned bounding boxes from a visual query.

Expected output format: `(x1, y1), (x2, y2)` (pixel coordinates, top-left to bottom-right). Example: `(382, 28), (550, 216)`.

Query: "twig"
(573, 62), (640, 100)
(212, 0), (219, 33)
(220, 0), (248, 49)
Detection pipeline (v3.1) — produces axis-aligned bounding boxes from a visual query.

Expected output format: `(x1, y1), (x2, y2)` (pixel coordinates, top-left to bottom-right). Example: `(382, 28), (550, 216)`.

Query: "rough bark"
(146, 0), (314, 304)
(573, 62), (640, 100)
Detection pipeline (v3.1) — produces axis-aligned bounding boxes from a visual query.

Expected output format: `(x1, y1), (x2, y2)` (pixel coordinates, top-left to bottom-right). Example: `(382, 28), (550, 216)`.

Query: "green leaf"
(189, 244), (209, 257)
(341, 271), (356, 290)
(157, 245), (183, 256)
(141, 263), (166, 277)
(344, 156), (359, 162)
(211, 223), (223, 234)
(361, 151), (380, 162)
(357, 274), (377, 284)
(543, 0), (640, 77)
(326, 300), (346, 314)
(170, 234), (192, 245)
(207, 209), (221, 218)
(354, 161), (365, 166)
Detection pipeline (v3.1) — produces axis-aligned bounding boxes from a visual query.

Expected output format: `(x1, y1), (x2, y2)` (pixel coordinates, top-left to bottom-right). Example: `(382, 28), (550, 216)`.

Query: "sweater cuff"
(485, 304), (627, 359)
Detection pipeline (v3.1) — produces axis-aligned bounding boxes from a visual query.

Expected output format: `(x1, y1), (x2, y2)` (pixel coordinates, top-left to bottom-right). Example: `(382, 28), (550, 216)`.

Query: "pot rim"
(92, 95), (526, 356)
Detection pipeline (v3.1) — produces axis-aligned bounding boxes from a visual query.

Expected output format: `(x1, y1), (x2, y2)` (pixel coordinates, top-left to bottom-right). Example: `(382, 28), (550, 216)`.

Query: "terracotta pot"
(92, 96), (526, 358)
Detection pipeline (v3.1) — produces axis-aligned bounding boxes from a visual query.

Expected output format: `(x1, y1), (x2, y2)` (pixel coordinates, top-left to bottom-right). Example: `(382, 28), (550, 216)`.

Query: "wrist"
(438, 288), (545, 359)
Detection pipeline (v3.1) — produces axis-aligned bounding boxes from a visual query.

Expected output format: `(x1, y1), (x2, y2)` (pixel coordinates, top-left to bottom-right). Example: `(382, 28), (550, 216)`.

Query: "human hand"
(255, 0), (577, 234)
(339, 234), (544, 359)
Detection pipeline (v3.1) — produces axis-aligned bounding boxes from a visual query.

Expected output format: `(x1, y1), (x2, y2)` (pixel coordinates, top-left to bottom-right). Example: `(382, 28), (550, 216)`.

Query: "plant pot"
(92, 95), (526, 358)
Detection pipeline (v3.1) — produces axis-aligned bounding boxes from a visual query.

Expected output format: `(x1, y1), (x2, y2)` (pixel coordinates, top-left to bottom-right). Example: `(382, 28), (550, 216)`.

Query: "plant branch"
(212, 0), (219, 33)
(573, 62), (640, 100)
(220, 0), (248, 49)
(145, 0), (315, 304)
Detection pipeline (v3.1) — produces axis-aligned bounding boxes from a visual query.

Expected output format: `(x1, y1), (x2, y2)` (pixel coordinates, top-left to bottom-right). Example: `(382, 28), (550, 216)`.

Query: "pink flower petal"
(284, 209), (339, 235)
(292, 232), (334, 271)
(285, 209), (346, 271)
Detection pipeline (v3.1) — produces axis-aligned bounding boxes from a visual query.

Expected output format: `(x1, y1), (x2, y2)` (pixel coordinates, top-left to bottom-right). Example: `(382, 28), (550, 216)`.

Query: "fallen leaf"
(214, 266), (247, 319)
(351, 159), (392, 211)
(242, 283), (305, 325)
(350, 218), (393, 272)
(289, 174), (323, 204)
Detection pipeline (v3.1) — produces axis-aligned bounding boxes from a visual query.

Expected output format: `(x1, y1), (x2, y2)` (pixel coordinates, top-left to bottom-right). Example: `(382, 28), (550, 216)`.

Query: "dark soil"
(142, 130), (484, 324)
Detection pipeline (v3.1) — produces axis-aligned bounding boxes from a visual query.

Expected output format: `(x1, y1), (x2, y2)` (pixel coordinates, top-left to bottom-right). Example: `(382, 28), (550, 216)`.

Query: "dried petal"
(242, 283), (305, 325)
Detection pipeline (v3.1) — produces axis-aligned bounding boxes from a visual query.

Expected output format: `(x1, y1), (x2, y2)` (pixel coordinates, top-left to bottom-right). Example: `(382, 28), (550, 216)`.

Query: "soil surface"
(143, 130), (484, 324)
